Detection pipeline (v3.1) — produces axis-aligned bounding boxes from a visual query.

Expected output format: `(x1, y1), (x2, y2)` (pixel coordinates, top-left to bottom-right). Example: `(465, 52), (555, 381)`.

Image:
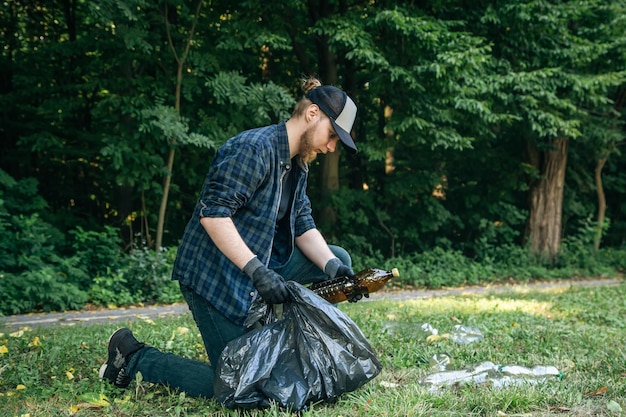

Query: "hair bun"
(301, 77), (322, 94)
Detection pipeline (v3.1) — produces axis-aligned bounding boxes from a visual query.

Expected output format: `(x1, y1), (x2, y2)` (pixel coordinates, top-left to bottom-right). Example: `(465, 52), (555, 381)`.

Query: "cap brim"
(331, 118), (358, 154)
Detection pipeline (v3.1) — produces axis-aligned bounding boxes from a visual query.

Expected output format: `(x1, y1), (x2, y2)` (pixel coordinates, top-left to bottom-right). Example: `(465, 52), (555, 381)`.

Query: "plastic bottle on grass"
(429, 353), (451, 371)
(420, 361), (498, 391)
(493, 364), (563, 387)
(419, 323), (439, 338)
(449, 324), (484, 344)
(381, 322), (438, 340)
(421, 361), (563, 391)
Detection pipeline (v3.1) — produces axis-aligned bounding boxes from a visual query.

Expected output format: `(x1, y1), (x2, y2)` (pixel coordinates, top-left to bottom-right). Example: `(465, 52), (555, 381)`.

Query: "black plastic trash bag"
(214, 281), (382, 411)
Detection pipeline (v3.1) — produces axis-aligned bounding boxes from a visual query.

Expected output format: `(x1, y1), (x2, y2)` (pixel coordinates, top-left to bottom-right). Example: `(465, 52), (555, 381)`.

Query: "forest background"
(1, 0), (626, 316)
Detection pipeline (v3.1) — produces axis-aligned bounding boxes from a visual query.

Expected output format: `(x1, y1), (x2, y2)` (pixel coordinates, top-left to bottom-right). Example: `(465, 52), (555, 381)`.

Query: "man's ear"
(305, 103), (320, 122)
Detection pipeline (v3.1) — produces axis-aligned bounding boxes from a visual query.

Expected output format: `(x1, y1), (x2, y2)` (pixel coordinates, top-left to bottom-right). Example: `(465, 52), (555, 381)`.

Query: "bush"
(595, 247), (626, 272)
(69, 225), (125, 290)
(91, 245), (181, 306)
(359, 243), (625, 293)
(0, 211), (91, 315)
(0, 268), (88, 315)
(366, 248), (497, 289)
(89, 269), (139, 307)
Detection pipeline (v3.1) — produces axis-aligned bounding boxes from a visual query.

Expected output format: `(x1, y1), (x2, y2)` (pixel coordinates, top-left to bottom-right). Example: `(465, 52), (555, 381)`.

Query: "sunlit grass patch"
(391, 296), (561, 319)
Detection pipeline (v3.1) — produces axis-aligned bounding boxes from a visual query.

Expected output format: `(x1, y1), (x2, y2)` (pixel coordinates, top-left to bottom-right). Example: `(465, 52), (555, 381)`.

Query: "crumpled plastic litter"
(420, 360), (563, 392)
(448, 324), (484, 344)
(382, 322), (484, 344)
(214, 281), (382, 411)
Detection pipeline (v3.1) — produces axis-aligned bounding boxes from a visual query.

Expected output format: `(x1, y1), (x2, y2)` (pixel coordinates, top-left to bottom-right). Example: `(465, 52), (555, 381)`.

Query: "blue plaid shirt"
(172, 122), (316, 325)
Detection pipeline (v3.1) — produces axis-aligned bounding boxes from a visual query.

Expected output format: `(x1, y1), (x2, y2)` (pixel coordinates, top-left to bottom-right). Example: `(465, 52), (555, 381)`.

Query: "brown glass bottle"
(309, 267), (399, 304)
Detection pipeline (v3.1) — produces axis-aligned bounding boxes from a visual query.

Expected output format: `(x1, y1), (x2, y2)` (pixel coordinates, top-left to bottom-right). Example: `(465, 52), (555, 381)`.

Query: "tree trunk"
(594, 87), (626, 250)
(593, 157), (607, 251)
(156, 146), (176, 250)
(155, 0), (202, 250)
(526, 137), (569, 261)
(314, 15), (339, 230)
(319, 151), (340, 229)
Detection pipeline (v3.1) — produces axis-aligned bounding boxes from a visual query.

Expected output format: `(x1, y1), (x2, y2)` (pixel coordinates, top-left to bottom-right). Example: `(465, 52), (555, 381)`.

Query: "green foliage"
(89, 269), (138, 307)
(69, 226), (125, 290)
(139, 104), (215, 149)
(0, 169), (181, 314)
(0, 267), (89, 315)
(2, 0), (626, 314)
(115, 246), (181, 305)
(0, 209), (91, 315)
(557, 217), (619, 276)
(369, 248), (495, 288)
(204, 72), (295, 138)
(362, 243), (626, 292)
(73, 241), (180, 308)
(0, 171), (89, 315)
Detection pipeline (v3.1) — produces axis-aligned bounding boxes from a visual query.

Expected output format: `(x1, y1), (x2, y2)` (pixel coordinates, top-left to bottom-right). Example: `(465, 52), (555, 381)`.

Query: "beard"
(299, 123), (319, 163)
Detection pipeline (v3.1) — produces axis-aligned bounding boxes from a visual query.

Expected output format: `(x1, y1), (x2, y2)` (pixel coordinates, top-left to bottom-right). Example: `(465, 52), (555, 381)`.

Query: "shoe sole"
(98, 328), (129, 382)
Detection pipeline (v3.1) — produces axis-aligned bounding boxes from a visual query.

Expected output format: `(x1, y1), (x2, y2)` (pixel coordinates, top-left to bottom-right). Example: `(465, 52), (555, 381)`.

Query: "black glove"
(324, 257), (355, 280)
(348, 292), (370, 303)
(324, 258), (366, 303)
(243, 257), (290, 304)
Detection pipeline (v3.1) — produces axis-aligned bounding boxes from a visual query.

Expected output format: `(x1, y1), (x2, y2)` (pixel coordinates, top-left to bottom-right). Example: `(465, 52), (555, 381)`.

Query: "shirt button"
(250, 291), (255, 297)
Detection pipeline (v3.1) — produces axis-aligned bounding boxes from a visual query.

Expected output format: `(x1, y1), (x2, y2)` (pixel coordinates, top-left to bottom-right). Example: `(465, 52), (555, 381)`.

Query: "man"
(99, 78), (361, 398)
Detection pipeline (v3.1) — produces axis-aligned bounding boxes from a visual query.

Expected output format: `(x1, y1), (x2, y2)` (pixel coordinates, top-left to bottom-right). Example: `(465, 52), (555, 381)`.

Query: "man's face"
(299, 116), (340, 163)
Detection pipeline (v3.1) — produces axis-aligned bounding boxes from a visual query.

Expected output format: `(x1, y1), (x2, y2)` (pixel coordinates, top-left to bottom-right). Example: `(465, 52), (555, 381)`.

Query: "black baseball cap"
(305, 85), (358, 154)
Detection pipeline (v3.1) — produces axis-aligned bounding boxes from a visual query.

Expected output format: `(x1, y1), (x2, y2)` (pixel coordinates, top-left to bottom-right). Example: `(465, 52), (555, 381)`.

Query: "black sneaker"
(99, 328), (145, 388)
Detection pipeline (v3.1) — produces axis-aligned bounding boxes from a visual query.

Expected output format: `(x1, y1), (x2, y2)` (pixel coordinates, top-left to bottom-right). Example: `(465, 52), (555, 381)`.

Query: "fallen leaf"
(0, 345), (8, 354)
(28, 337), (42, 348)
(586, 386), (609, 396)
(175, 326), (190, 335)
(426, 335), (441, 342)
(79, 393), (111, 407)
(113, 394), (131, 405)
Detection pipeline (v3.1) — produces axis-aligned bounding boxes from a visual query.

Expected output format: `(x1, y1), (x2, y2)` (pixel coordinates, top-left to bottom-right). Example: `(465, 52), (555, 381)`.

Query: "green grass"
(1, 281), (625, 417)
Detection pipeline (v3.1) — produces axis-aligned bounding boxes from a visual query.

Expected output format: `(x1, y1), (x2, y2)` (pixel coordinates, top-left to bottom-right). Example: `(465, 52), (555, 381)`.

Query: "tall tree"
(313, 5), (500, 254)
(466, 0), (626, 260)
(155, 0), (203, 250)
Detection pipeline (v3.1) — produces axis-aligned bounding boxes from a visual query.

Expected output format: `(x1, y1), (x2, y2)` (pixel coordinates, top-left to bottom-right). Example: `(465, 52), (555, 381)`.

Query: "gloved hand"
(347, 292), (369, 303)
(243, 257), (290, 304)
(324, 257), (355, 280)
(324, 257), (366, 303)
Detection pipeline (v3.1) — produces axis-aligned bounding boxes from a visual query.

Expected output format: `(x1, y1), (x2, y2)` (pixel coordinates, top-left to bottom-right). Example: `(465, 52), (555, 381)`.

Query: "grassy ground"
(1, 281), (625, 417)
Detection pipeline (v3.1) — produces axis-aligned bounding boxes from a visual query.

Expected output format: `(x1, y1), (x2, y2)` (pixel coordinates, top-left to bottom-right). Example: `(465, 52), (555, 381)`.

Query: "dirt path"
(1, 277), (622, 331)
